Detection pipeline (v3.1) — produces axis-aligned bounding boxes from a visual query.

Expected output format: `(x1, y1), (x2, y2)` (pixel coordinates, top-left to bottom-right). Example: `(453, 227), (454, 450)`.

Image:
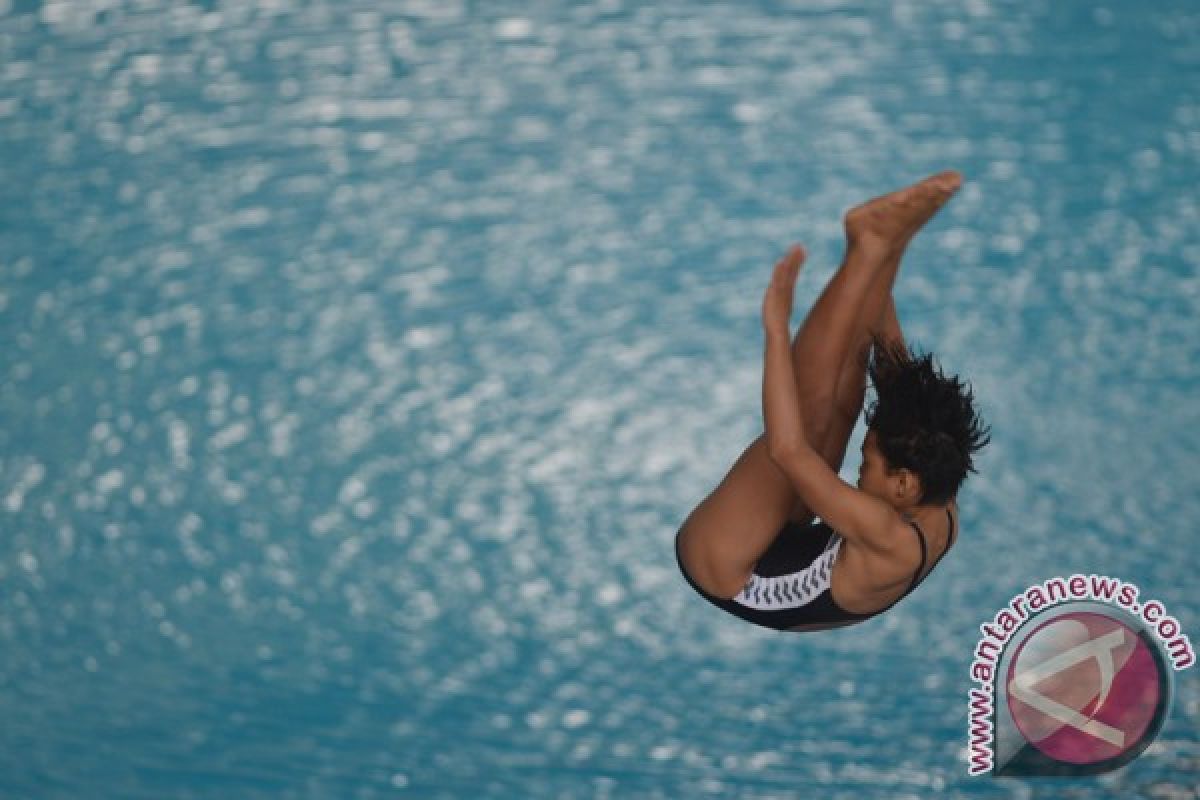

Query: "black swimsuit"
(677, 509), (956, 632)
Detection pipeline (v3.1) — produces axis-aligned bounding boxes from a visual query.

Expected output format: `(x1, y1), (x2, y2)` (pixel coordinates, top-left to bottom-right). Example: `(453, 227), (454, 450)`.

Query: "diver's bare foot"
(844, 170), (963, 255)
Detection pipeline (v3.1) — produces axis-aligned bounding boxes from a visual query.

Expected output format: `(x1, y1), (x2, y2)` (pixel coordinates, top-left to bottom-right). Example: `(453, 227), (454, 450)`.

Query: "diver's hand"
(761, 244), (806, 334)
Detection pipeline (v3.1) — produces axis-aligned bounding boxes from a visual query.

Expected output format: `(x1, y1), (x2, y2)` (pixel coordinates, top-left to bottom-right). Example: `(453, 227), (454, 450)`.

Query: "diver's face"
(856, 430), (890, 499)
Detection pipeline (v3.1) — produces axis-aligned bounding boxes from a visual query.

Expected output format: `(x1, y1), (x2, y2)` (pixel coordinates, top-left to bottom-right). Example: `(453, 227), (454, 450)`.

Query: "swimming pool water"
(1, 1), (1197, 797)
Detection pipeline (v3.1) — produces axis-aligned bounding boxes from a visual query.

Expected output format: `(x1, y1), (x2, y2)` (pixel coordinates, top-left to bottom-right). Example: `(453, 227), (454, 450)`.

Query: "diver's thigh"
(677, 434), (798, 598)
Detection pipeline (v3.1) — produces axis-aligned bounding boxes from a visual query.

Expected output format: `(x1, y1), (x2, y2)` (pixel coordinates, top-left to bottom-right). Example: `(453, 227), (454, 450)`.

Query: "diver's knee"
(675, 528), (747, 600)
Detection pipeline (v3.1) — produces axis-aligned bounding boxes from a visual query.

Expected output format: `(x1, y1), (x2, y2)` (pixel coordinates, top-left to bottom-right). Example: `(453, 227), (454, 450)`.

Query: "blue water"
(2, 1), (1198, 797)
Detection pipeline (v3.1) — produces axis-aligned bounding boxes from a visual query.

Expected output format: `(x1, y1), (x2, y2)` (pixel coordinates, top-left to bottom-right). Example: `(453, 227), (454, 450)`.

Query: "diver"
(675, 171), (990, 632)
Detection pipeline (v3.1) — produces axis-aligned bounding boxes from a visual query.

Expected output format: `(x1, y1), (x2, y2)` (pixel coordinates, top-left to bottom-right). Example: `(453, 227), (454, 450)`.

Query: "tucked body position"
(675, 171), (990, 633)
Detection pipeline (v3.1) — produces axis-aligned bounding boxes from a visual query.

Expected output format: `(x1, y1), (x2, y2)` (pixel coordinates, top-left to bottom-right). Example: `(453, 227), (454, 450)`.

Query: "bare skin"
(677, 171), (961, 623)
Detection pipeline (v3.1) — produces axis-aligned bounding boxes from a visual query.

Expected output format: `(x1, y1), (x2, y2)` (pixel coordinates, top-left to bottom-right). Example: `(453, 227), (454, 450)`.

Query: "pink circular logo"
(1006, 612), (1162, 765)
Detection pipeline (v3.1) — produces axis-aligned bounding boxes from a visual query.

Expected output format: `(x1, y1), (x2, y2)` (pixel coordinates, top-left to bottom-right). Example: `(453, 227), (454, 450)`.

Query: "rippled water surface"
(2, 1), (1198, 797)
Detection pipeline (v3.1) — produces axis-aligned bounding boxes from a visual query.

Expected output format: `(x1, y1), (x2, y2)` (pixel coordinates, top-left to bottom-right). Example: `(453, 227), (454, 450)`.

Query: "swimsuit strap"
(905, 508), (956, 593)
(905, 518), (929, 593)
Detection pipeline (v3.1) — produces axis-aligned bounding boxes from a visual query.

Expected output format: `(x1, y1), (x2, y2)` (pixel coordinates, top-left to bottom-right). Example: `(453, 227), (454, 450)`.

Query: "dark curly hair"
(862, 334), (990, 506)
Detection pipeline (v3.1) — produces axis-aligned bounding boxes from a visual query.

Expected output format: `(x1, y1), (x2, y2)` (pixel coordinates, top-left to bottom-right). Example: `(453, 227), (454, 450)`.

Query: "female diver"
(675, 170), (990, 632)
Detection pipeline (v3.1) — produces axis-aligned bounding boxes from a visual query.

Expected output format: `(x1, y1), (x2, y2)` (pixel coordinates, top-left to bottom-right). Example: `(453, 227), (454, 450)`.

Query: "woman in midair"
(675, 171), (990, 632)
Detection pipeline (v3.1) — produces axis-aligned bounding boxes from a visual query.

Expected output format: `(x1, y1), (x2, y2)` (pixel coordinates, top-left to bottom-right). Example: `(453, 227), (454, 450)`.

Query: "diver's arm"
(768, 444), (897, 554)
(762, 303), (898, 556)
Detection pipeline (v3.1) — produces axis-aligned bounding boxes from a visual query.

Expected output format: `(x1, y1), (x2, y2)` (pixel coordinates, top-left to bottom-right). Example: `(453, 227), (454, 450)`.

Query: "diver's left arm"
(760, 247), (896, 553)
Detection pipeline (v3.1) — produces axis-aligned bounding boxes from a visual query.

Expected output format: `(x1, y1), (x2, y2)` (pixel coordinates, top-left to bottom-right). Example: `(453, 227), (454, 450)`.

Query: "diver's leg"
(677, 172), (961, 599)
(831, 288), (905, 431)
(782, 171), (958, 522)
